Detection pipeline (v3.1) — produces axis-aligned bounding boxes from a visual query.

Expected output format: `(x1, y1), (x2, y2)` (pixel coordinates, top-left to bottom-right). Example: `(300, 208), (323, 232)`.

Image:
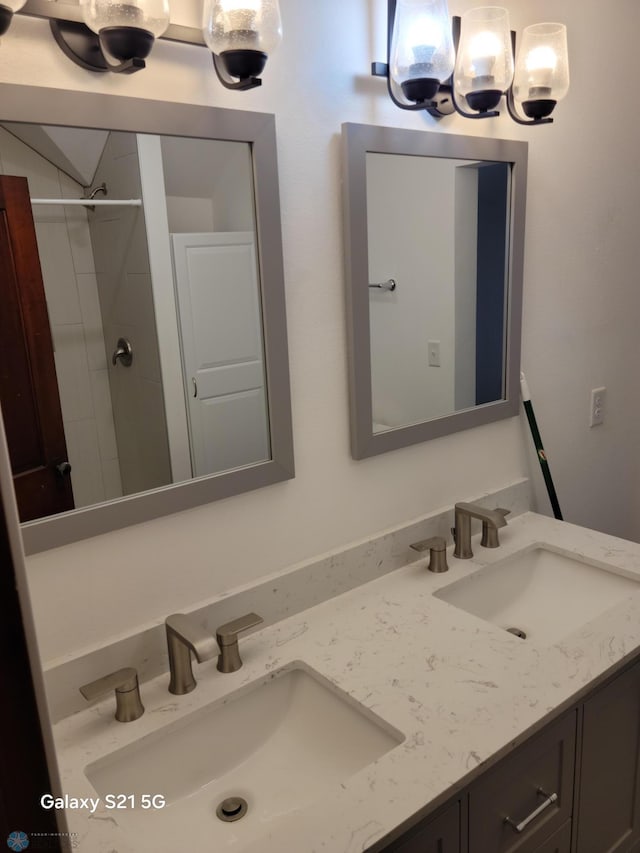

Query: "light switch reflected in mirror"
(342, 123), (527, 460)
(0, 84), (293, 553)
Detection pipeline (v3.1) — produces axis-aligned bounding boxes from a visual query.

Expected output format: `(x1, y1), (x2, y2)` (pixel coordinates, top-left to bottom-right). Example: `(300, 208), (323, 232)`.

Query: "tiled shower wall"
(89, 132), (171, 496)
(0, 127), (122, 507)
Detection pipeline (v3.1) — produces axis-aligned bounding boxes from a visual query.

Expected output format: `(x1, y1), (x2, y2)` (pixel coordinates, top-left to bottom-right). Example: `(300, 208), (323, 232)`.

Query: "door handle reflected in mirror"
(368, 279), (397, 292)
(112, 337), (133, 367)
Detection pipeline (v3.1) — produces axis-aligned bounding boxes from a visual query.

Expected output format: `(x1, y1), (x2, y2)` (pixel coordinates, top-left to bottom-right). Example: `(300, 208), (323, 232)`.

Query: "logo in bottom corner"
(6, 832), (29, 852)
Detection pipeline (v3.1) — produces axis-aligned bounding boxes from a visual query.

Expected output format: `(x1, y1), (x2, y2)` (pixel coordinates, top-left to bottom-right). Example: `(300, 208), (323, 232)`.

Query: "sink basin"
(434, 545), (640, 645)
(85, 662), (403, 849)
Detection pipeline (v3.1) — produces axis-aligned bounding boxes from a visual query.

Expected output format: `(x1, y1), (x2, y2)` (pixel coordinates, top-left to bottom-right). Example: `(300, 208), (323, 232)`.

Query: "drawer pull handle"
(504, 788), (558, 833)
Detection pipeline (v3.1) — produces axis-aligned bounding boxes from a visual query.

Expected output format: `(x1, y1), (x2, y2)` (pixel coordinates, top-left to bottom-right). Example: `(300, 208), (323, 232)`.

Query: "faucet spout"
(455, 502), (508, 529)
(165, 613), (218, 695)
(453, 502), (510, 559)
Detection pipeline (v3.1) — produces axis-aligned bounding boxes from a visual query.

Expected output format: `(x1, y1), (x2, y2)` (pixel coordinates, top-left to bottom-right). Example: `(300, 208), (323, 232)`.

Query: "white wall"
(7, 0), (640, 662)
(0, 127), (121, 509)
(162, 137), (255, 233)
(367, 154), (457, 427)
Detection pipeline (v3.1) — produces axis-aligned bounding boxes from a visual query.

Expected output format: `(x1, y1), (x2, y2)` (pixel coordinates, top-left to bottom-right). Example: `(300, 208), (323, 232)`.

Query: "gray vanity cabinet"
(376, 656), (640, 853)
(467, 712), (576, 852)
(532, 821), (571, 852)
(387, 801), (460, 852)
(574, 658), (640, 852)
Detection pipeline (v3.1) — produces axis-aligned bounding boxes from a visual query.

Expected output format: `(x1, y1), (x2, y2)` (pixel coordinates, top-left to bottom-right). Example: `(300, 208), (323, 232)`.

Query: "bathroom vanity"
(381, 658), (640, 851)
(51, 510), (640, 852)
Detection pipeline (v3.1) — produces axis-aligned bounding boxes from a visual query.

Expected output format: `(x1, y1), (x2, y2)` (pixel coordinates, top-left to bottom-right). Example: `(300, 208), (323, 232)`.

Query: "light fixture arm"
(449, 81), (499, 119)
(505, 85), (553, 126)
(371, 61), (437, 111)
(49, 19), (145, 74)
(211, 51), (262, 91)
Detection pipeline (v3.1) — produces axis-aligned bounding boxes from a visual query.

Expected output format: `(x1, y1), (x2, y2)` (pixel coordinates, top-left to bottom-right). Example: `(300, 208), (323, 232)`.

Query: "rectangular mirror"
(342, 123), (527, 459)
(0, 83), (294, 553)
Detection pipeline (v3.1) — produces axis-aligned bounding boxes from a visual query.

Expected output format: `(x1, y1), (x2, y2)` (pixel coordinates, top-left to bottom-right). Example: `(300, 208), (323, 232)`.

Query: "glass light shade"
(454, 7), (514, 111)
(202, 0), (282, 56)
(513, 23), (569, 117)
(80, 0), (170, 39)
(390, 0), (455, 103)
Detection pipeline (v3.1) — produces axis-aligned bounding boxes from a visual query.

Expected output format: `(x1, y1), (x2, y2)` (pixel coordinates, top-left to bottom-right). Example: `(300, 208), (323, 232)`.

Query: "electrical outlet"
(428, 340), (441, 367)
(589, 386), (606, 427)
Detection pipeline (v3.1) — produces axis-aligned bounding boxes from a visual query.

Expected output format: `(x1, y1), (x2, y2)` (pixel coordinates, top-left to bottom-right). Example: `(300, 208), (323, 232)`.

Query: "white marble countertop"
(52, 512), (640, 852)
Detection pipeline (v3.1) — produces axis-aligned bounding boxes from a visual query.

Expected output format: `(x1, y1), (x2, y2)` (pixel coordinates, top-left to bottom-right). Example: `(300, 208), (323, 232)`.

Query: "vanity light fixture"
(372, 0), (569, 125)
(15, 0), (281, 88)
(50, 0), (170, 74)
(202, 0), (282, 90)
(0, 0), (26, 36)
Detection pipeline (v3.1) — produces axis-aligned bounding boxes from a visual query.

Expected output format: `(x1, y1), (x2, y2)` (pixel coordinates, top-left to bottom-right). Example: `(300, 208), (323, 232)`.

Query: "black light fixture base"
(0, 6), (14, 36)
(465, 89), (503, 113)
(49, 19), (146, 74)
(212, 49), (264, 91)
(401, 77), (440, 104)
(220, 49), (267, 80)
(99, 26), (154, 62)
(505, 85), (554, 126)
(522, 99), (557, 120)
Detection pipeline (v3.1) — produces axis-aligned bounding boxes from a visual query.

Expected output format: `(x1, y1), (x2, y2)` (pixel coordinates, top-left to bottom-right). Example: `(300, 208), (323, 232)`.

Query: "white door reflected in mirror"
(172, 231), (269, 478)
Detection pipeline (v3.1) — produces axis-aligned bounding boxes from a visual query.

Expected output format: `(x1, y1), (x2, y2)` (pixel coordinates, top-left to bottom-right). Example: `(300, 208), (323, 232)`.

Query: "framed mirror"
(342, 122), (527, 459)
(0, 83), (294, 554)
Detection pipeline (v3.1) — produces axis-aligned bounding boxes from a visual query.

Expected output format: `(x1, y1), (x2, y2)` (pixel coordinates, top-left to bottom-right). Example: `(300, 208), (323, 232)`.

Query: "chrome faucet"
(216, 613), (264, 673)
(80, 667), (145, 722)
(165, 613), (218, 695)
(452, 502), (510, 559)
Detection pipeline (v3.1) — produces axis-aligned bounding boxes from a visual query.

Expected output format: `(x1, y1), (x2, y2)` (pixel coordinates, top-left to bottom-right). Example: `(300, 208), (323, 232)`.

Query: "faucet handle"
(79, 667), (144, 723)
(481, 508), (511, 548)
(216, 612), (264, 673)
(410, 536), (449, 573)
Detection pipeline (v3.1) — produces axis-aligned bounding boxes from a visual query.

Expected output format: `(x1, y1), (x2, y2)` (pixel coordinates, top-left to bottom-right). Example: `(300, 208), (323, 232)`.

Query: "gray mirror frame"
(0, 83), (294, 554)
(342, 122), (528, 460)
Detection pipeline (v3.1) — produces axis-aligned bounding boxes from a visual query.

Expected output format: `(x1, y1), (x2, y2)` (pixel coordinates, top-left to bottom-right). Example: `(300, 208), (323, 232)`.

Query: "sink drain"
(506, 627), (527, 639)
(216, 797), (248, 823)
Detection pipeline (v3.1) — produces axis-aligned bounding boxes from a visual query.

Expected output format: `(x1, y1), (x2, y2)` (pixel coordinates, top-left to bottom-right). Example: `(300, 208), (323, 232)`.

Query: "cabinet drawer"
(468, 712), (576, 853)
(384, 801), (460, 852)
(534, 820), (571, 853)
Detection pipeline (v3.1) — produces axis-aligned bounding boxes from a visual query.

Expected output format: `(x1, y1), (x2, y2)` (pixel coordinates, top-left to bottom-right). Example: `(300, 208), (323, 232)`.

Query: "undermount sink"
(85, 662), (403, 849)
(434, 545), (640, 645)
